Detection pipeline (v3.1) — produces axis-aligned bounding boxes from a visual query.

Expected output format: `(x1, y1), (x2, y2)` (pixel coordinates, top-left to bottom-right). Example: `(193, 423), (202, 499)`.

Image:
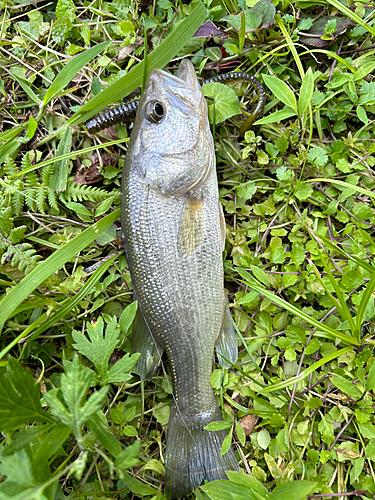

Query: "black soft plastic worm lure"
(86, 70), (265, 136)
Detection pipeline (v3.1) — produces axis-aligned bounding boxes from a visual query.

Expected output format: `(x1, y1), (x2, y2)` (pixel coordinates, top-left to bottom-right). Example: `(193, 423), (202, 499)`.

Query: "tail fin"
(164, 402), (239, 499)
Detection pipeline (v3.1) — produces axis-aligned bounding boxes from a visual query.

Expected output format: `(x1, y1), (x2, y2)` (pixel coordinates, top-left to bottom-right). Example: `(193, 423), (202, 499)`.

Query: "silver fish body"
(121, 59), (239, 499)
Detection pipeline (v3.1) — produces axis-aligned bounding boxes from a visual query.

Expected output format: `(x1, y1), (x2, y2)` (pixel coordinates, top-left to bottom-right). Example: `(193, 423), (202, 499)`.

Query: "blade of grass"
(276, 14), (304, 78)
(320, 255), (358, 340)
(0, 126), (23, 143)
(318, 236), (375, 274)
(259, 346), (353, 394)
(49, 126), (73, 192)
(306, 179), (375, 199)
(356, 271), (375, 334)
(235, 268), (359, 345)
(67, 1), (206, 127)
(1, 254), (120, 360)
(0, 209), (120, 335)
(41, 41), (111, 112)
(327, 0), (375, 37)
(9, 138), (128, 179)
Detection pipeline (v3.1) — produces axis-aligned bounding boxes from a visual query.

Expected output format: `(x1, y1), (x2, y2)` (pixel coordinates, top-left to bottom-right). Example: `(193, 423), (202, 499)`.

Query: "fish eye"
(145, 101), (165, 123)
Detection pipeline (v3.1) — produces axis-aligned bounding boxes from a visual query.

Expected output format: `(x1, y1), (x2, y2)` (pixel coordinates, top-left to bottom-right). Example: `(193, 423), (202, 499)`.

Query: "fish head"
(129, 59), (214, 196)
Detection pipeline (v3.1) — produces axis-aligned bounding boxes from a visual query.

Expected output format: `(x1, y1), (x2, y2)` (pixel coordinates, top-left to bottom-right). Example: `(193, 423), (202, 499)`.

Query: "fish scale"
(121, 59), (239, 499)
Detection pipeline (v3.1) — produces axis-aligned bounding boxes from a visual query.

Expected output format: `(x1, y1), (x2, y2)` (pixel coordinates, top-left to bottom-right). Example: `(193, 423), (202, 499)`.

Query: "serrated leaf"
(202, 82), (241, 124)
(105, 352), (140, 384)
(72, 316), (119, 381)
(0, 357), (54, 431)
(262, 75), (297, 111)
(295, 183), (313, 201)
(44, 356), (109, 442)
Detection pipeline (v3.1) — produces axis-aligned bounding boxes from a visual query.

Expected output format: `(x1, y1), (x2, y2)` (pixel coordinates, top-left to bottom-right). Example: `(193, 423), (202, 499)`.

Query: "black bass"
(121, 59), (239, 499)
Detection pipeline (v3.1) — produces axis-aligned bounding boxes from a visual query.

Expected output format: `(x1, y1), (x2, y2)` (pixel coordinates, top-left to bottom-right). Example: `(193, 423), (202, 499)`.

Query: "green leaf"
(0, 209), (120, 336)
(44, 355), (109, 443)
(43, 41), (111, 108)
(95, 197), (113, 217)
(366, 362), (375, 392)
(88, 412), (122, 457)
(49, 127), (73, 192)
(119, 301), (138, 333)
(105, 352), (140, 384)
(330, 373), (363, 399)
(222, 8), (263, 33)
(356, 105), (368, 125)
(307, 147), (328, 167)
(65, 201), (91, 216)
(250, 265), (270, 286)
(220, 432), (232, 456)
(72, 316), (119, 381)
(237, 180), (257, 200)
(235, 420), (246, 446)
(298, 67), (314, 116)
(0, 449), (36, 489)
(254, 108), (297, 125)
(69, 2), (206, 126)
(262, 75), (297, 111)
(257, 428), (270, 449)
(0, 357), (54, 431)
(225, 471), (268, 496)
(120, 471), (156, 496)
(202, 83), (241, 124)
(295, 183), (313, 201)
(358, 423), (375, 439)
(200, 480), (262, 500)
(356, 272), (375, 332)
(114, 440), (141, 470)
(268, 481), (317, 500)
(204, 421), (232, 431)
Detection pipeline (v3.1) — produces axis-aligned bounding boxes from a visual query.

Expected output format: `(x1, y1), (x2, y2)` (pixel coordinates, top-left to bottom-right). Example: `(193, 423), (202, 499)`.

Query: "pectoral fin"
(132, 308), (163, 381)
(215, 294), (238, 369)
(178, 196), (204, 256)
(218, 200), (226, 252)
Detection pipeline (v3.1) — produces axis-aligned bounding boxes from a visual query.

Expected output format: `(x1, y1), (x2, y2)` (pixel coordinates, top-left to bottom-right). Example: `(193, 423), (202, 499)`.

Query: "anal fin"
(215, 294), (238, 369)
(132, 308), (163, 381)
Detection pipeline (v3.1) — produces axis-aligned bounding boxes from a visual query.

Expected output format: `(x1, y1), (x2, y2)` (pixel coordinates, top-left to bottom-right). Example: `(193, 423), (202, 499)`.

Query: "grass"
(0, 0), (375, 499)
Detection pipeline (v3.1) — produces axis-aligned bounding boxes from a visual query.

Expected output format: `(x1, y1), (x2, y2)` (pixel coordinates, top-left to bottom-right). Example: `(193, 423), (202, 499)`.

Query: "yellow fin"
(178, 196), (204, 256)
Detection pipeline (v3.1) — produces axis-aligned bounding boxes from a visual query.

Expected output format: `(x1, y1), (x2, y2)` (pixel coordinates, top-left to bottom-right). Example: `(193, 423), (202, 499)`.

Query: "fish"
(121, 59), (239, 499)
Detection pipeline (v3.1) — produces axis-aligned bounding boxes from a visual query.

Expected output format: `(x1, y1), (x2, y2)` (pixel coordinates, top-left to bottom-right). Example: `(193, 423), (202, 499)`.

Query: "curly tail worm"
(86, 70), (265, 136)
